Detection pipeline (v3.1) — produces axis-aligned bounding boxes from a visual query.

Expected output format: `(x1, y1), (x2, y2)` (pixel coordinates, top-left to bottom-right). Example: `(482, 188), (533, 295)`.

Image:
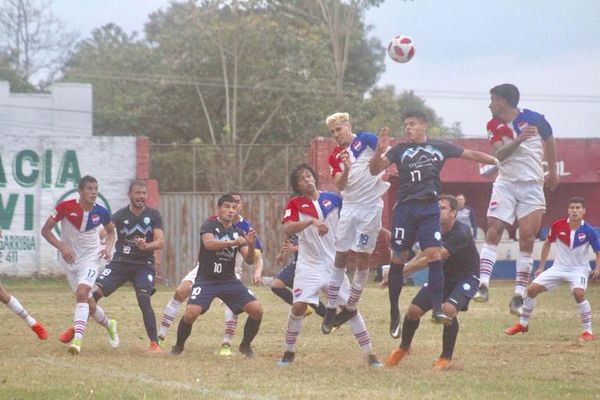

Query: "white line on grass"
(38, 356), (279, 400)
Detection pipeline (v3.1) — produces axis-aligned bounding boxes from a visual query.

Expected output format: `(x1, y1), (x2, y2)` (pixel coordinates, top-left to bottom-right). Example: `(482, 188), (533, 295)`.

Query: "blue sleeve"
(100, 207), (111, 225)
(357, 131), (378, 150)
(590, 227), (600, 252)
(526, 109), (553, 140)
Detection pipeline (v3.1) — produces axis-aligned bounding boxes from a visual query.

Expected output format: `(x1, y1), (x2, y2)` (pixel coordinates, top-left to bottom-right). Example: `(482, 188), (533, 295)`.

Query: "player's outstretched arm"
(283, 219), (318, 235)
(460, 149), (499, 166)
(493, 126), (538, 161)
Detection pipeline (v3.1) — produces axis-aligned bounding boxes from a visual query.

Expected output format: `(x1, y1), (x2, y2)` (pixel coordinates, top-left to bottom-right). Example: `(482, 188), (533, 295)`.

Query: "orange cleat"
(148, 341), (163, 353)
(504, 322), (528, 335)
(59, 326), (75, 344)
(433, 357), (452, 371)
(581, 331), (595, 341)
(31, 322), (48, 340)
(385, 347), (409, 367)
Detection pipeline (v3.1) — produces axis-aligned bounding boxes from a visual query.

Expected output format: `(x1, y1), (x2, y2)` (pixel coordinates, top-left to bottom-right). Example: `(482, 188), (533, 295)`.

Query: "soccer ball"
(387, 35), (416, 63)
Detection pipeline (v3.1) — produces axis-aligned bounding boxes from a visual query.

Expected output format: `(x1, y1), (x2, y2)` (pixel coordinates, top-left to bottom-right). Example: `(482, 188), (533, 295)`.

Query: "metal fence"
(159, 191), (292, 285)
(150, 143), (308, 192)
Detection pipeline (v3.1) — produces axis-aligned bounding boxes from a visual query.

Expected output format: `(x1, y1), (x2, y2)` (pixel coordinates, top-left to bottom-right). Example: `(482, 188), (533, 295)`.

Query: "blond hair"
(325, 112), (350, 128)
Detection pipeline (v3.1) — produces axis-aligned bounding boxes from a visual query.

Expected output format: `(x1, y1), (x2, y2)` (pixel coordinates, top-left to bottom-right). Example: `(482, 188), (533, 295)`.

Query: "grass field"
(1, 277), (599, 400)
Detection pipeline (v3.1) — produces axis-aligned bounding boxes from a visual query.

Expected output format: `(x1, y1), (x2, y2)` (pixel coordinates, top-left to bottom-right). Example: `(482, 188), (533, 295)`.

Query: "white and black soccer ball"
(387, 35), (416, 64)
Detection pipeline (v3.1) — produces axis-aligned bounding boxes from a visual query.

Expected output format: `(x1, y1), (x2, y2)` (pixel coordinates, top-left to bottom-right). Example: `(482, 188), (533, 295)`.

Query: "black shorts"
(391, 200), (442, 253)
(276, 260), (297, 288)
(96, 261), (156, 297)
(412, 276), (479, 313)
(188, 279), (257, 314)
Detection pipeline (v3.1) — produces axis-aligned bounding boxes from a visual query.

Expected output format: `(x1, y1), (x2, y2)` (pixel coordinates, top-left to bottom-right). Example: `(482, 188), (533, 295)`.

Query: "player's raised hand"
(245, 229), (257, 246)
(377, 126), (391, 151)
(134, 237), (148, 250)
(518, 124), (538, 142)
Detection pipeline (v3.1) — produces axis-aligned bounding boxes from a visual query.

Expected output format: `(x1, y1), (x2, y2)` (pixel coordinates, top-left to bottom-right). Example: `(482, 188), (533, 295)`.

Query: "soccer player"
(322, 112), (390, 335)
(456, 194), (478, 238)
(369, 110), (498, 330)
(58, 180), (165, 352)
(385, 195), (480, 370)
(474, 83), (559, 315)
(277, 163), (382, 368)
(505, 197), (600, 340)
(0, 228), (48, 340)
(170, 194), (262, 357)
(271, 234), (327, 318)
(157, 193), (264, 356)
(40, 175), (119, 355)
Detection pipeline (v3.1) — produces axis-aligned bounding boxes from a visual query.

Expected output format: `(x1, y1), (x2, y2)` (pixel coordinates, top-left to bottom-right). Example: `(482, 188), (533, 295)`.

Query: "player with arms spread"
(370, 110), (498, 331)
(170, 194), (263, 357)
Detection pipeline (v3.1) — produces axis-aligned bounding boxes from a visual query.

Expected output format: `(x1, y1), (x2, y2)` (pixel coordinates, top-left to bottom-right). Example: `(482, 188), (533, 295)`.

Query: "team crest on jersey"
(489, 200), (499, 211)
(434, 231), (441, 241)
(577, 233), (586, 242)
(91, 214), (100, 224)
(462, 283), (471, 291)
(233, 232), (239, 239)
(352, 140), (362, 151)
(293, 288), (302, 298)
(517, 121), (528, 132)
(144, 217), (151, 225)
(322, 199), (332, 208)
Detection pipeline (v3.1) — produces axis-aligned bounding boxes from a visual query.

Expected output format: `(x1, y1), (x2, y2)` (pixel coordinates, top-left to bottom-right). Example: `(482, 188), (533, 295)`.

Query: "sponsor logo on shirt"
(91, 214), (100, 224)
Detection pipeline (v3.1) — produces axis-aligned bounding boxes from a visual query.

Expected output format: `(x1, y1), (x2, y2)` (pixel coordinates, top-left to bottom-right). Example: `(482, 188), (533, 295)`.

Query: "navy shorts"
(412, 277), (479, 313)
(276, 260), (297, 288)
(391, 200), (442, 252)
(188, 279), (257, 315)
(96, 261), (156, 297)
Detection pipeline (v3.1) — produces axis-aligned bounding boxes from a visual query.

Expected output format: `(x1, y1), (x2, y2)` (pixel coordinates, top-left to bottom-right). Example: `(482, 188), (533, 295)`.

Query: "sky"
(51, 0), (600, 138)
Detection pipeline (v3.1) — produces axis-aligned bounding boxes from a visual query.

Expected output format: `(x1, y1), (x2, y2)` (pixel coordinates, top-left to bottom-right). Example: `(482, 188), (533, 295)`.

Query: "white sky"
(52, 0), (600, 138)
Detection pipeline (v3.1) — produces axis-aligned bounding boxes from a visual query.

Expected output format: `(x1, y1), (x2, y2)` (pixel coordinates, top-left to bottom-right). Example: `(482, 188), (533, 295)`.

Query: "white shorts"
(487, 180), (545, 224)
(292, 262), (350, 306)
(532, 266), (590, 292)
(336, 202), (383, 253)
(61, 258), (100, 292)
(182, 264), (199, 283)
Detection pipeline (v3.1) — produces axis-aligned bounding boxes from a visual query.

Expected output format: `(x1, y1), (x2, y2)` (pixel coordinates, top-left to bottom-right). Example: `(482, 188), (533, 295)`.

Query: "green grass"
(1, 277), (599, 400)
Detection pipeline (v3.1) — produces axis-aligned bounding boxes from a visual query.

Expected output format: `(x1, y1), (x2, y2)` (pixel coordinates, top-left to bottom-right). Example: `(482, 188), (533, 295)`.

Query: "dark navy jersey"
(196, 218), (247, 281)
(442, 221), (480, 287)
(111, 206), (163, 265)
(386, 139), (463, 203)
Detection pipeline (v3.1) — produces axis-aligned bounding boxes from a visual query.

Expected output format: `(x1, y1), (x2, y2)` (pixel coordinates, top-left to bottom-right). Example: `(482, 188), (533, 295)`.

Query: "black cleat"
(321, 307), (338, 334)
(509, 295), (524, 316)
(170, 345), (184, 356)
(239, 342), (254, 358)
(389, 314), (401, 339)
(332, 306), (358, 329)
(277, 351), (295, 367)
(473, 285), (489, 303)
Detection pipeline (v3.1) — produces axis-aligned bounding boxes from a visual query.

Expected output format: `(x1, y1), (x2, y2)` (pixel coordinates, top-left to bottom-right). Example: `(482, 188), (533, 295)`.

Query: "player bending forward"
(505, 197), (600, 341)
(277, 163), (383, 368)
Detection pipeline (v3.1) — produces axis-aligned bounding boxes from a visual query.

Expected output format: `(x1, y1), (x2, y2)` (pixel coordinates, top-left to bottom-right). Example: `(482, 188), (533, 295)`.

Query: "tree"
(361, 85), (463, 138)
(0, 0), (77, 89)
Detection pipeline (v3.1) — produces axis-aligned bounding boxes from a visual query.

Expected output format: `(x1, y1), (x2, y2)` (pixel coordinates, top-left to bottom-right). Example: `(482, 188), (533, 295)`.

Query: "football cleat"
(368, 354), (383, 368)
(431, 309), (453, 326)
(433, 357), (452, 371)
(239, 342), (254, 358)
(59, 326), (75, 344)
(385, 347), (409, 367)
(389, 315), (401, 339)
(31, 322), (48, 340)
(170, 345), (184, 356)
(107, 319), (119, 348)
(509, 295), (524, 316)
(277, 351), (296, 367)
(219, 343), (232, 356)
(68, 338), (82, 355)
(321, 307), (337, 334)
(332, 306), (358, 329)
(303, 307), (314, 318)
(504, 322), (528, 335)
(148, 341), (162, 353)
(581, 331), (595, 341)
(157, 335), (166, 348)
(473, 285), (489, 303)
